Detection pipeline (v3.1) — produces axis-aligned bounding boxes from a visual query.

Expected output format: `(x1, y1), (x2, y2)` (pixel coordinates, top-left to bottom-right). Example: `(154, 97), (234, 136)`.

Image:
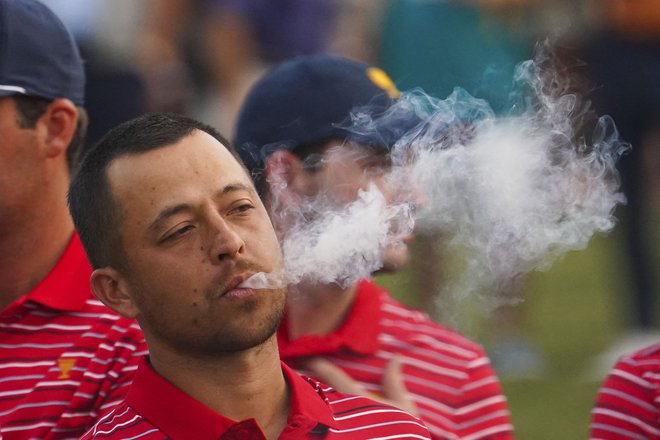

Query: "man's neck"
(150, 336), (289, 439)
(286, 282), (358, 339)
(0, 204), (74, 309)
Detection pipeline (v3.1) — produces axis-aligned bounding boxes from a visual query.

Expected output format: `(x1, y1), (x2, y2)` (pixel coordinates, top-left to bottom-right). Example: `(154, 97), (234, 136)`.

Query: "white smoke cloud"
(245, 49), (630, 314)
(380, 55), (628, 312)
(281, 185), (405, 287)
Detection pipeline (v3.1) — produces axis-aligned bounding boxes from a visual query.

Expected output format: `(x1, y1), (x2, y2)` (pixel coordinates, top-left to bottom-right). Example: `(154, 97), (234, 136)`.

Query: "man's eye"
(164, 225), (194, 242)
(231, 203), (255, 214)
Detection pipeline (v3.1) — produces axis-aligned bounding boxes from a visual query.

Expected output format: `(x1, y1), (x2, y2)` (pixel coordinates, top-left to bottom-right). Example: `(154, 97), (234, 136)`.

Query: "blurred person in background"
(0, 0), (145, 437)
(581, 2), (660, 430)
(378, 0), (534, 113)
(579, 0), (660, 374)
(46, 0), (384, 142)
(42, 0), (149, 144)
(123, 0), (379, 136)
(234, 54), (515, 440)
(589, 342), (660, 439)
(201, 0), (382, 136)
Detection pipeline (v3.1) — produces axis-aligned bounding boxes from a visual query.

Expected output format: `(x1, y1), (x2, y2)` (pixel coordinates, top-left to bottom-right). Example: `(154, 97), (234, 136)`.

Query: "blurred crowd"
(43, 0), (660, 379)
(2, 0), (659, 438)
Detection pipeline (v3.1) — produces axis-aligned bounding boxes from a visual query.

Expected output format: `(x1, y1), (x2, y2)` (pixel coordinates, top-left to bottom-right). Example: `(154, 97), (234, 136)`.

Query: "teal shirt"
(379, 0), (533, 113)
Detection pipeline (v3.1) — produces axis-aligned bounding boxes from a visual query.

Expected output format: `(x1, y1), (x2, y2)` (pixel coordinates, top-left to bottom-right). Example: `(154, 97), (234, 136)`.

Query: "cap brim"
(0, 85), (28, 99)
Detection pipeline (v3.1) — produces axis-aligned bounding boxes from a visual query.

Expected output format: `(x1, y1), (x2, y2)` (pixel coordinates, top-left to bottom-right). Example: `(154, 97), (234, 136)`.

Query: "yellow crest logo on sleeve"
(57, 358), (76, 379)
(366, 67), (400, 99)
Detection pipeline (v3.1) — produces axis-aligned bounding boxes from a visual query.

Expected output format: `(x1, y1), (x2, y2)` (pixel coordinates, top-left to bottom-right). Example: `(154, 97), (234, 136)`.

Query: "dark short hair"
(13, 95), (88, 172)
(68, 112), (237, 269)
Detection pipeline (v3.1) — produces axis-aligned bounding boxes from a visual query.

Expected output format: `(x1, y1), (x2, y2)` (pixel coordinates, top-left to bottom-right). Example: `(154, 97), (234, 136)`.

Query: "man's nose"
(208, 216), (245, 263)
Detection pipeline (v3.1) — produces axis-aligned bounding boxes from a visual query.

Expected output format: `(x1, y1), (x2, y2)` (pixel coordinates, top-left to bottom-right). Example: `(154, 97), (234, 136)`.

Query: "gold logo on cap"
(366, 67), (400, 99)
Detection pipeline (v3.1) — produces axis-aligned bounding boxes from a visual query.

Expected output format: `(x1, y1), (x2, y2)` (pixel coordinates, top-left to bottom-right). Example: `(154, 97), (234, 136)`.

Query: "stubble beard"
(147, 286), (288, 358)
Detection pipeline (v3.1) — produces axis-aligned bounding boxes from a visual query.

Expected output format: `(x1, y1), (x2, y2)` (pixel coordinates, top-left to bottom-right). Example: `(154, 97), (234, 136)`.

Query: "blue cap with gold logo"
(234, 55), (416, 177)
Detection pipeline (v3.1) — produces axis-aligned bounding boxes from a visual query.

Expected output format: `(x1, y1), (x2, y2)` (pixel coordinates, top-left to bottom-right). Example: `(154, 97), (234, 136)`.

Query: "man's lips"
(212, 269), (285, 299)
(237, 271), (287, 289)
(218, 274), (256, 299)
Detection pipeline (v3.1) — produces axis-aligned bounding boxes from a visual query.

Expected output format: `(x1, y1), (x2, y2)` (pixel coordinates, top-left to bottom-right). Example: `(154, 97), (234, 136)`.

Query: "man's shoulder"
(591, 343), (660, 439)
(628, 342), (660, 361)
(615, 342), (660, 376)
(81, 402), (159, 439)
(375, 288), (488, 357)
(0, 297), (145, 439)
(314, 381), (431, 438)
(45, 296), (144, 341)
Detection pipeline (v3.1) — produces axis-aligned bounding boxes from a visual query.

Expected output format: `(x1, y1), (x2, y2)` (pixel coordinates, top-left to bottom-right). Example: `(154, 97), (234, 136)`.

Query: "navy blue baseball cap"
(0, 0), (85, 105)
(234, 55), (417, 176)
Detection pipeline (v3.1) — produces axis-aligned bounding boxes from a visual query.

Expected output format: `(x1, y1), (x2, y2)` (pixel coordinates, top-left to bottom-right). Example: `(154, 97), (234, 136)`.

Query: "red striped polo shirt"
(278, 279), (515, 439)
(0, 234), (147, 439)
(81, 358), (432, 439)
(590, 342), (660, 439)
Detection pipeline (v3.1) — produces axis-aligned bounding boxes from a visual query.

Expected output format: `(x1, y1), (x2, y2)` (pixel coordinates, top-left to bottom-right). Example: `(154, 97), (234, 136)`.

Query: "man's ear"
(36, 98), (78, 160)
(90, 268), (140, 319)
(264, 150), (316, 198)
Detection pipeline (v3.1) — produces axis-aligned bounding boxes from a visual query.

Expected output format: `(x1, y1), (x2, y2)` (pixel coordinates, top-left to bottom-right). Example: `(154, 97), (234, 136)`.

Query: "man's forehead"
(111, 131), (238, 171)
(107, 134), (253, 203)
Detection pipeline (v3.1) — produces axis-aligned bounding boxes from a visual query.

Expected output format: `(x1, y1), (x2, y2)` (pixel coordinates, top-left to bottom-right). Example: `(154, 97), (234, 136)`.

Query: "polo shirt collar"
(126, 358), (338, 440)
(22, 233), (92, 312)
(278, 278), (383, 358)
(283, 361), (337, 429)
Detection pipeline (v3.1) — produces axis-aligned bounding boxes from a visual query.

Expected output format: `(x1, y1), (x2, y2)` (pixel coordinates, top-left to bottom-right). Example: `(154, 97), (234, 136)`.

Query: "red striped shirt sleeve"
(590, 343), (660, 439)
